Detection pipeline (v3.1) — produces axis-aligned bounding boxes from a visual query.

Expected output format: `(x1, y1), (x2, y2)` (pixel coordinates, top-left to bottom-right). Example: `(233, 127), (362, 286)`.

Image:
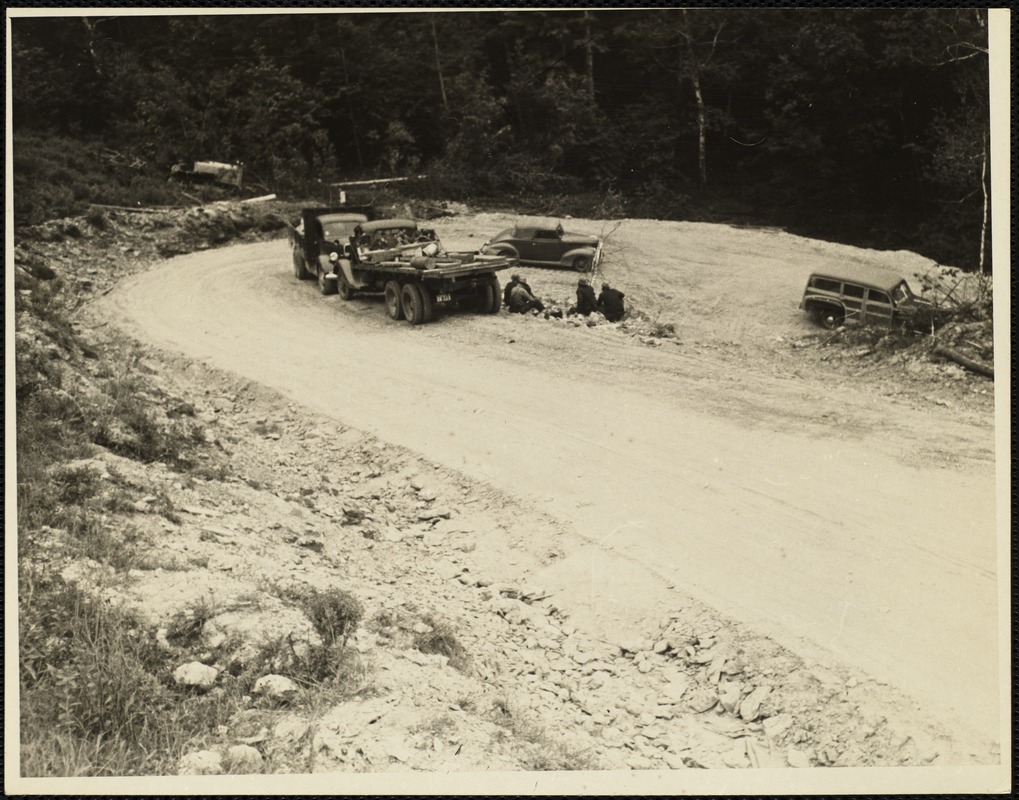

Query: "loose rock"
(173, 661), (218, 690)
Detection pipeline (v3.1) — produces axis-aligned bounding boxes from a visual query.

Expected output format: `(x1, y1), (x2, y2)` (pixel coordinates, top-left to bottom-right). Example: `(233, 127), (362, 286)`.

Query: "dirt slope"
(101, 213), (1001, 761)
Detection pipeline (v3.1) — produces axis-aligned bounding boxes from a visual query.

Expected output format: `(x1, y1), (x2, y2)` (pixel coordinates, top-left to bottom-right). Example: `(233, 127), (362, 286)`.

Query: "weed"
(84, 207), (109, 231)
(301, 588), (364, 648)
(51, 464), (103, 505)
(165, 597), (219, 647)
(483, 697), (595, 771)
(414, 616), (471, 672)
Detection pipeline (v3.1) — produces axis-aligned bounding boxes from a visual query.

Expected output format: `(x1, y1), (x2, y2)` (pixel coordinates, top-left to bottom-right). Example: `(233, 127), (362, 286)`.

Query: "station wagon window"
(868, 289), (891, 305)
(810, 277), (841, 292)
(843, 283), (865, 299)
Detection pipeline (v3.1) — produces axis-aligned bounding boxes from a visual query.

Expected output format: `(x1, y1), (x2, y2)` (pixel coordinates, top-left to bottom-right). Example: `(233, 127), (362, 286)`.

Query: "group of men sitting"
(502, 274), (626, 322)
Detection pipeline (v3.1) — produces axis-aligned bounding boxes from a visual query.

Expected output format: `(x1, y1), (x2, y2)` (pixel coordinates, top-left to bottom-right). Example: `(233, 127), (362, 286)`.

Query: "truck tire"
(384, 280), (405, 320)
(401, 283), (433, 325)
(480, 276), (502, 313)
(336, 270), (355, 300)
(318, 267), (337, 295)
(293, 249), (310, 280)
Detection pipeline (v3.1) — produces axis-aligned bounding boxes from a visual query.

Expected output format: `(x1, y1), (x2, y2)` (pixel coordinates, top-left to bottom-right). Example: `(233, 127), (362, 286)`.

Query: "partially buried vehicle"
(800, 265), (931, 330)
(480, 221), (602, 272)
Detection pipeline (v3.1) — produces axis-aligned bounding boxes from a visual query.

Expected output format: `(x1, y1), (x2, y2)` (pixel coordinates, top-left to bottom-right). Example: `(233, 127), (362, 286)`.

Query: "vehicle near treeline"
(288, 207), (514, 324)
(800, 266), (931, 330)
(480, 221), (602, 272)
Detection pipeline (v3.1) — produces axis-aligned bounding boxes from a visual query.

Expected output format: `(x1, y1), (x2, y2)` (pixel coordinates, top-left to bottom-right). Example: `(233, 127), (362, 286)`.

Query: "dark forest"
(11, 9), (991, 270)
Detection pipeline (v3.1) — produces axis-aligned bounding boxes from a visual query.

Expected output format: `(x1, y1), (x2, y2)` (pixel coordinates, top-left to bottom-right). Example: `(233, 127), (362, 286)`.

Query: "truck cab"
(290, 206), (375, 294)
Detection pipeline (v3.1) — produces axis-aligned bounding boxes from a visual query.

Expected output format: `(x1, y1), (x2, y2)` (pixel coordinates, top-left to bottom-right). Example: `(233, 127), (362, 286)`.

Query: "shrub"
(301, 588), (364, 649)
(84, 207), (109, 230)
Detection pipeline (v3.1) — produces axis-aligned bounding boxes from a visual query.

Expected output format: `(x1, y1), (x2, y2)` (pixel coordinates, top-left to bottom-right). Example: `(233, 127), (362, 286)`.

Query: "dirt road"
(105, 216), (1001, 758)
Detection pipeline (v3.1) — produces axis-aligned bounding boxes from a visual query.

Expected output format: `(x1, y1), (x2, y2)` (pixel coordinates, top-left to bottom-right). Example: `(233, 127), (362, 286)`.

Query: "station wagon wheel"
(293, 250), (310, 280)
(819, 308), (845, 330)
(384, 280), (404, 320)
(336, 270), (355, 300)
(572, 255), (592, 273)
(401, 283), (433, 325)
(318, 267), (337, 295)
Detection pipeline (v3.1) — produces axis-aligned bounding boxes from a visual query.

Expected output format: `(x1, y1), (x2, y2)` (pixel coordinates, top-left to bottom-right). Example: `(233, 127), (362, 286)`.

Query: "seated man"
(507, 280), (545, 314)
(569, 277), (598, 316)
(596, 282), (626, 322)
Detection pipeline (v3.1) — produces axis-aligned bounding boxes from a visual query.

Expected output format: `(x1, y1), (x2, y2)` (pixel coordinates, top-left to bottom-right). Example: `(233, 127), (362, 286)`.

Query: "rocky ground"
(13, 200), (1000, 779)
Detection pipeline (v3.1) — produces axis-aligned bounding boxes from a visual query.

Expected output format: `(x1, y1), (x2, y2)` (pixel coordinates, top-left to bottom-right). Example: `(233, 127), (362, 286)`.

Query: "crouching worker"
(596, 282), (626, 322)
(569, 277), (598, 316)
(507, 279), (545, 314)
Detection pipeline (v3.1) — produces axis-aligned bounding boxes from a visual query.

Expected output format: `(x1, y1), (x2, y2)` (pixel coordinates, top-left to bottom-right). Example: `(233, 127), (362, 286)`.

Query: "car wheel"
(572, 256), (591, 272)
(401, 283), (433, 325)
(336, 269), (355, 300)
(818, 308), (844, 330)
(293, 249), (310, 280)
(384, 280), (404, 320)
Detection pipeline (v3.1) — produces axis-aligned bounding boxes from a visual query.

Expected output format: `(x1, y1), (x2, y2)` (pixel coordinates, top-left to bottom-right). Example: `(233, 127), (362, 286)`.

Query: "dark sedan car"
(480, 221), (602, 272)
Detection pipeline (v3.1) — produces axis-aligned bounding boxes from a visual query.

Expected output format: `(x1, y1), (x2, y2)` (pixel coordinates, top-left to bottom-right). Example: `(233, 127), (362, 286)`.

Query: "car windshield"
(892, 281), (914, 303)
(320, 215), (366, 240)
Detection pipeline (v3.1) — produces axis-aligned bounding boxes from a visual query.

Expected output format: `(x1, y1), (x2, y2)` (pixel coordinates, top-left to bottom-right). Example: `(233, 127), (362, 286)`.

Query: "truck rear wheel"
(480, 276), (502, 313)
(293, 249), (310, 280)
(336, 270), (355, 300)
(401, 283), (433, 325)
(384, 280), (404, 320)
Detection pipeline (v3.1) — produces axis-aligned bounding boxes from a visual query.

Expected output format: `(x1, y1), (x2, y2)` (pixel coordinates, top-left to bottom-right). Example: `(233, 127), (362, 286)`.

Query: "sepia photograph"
(5, 5), (1010, 795)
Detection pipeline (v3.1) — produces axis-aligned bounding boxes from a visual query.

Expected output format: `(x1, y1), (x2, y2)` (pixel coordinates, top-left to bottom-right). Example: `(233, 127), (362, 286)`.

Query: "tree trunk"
(691, 71), (708, 190)
(81, 17), (103, 77)
(680, 11), (708, 191)
(979, 127), (988, 274)
(430, 18), (449, 111)
(583, 10), (595, 101)
(933, 344), (993, 378)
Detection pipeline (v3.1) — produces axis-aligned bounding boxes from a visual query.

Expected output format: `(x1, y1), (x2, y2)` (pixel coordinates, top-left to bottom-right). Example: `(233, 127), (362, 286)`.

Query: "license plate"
(436, 293), (451, 302)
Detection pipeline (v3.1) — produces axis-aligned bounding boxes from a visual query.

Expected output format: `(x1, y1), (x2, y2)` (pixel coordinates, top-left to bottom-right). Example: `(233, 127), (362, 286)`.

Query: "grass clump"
(247, 586), (366, 691)
(413, 615), (471, 673)
(19, 572), (244, 776)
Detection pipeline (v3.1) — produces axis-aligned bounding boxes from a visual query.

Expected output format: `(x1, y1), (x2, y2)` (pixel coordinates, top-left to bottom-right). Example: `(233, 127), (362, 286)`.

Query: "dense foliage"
(11, 9), (990, 269)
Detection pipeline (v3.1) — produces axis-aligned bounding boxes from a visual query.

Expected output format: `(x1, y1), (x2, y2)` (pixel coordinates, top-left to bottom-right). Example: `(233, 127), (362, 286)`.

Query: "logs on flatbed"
(933, 344), (994, 379)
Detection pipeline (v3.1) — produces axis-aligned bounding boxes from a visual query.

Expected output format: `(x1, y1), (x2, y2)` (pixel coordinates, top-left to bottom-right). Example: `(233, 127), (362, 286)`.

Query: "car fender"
(558, 246), (597, 266)
(335, 258), (370, 289)
(801, 294), (846, 314)
(482, 243), (519, 259)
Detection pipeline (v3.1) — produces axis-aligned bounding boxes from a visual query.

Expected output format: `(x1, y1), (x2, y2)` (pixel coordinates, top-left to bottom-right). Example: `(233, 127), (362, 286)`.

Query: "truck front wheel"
(401, 283), (433, 325)
(318, 267), (337, 295)
(336, 270), (355, 300)
(384, 281), (405, 320)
